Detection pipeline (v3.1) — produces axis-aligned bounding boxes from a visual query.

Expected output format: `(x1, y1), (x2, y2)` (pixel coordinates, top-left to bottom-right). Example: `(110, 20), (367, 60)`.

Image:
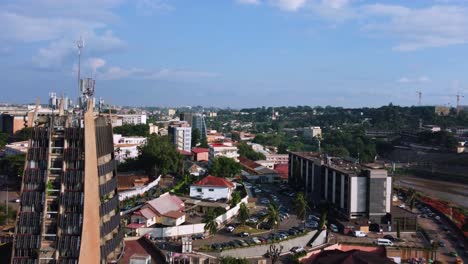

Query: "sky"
(1, 0), (468, 108)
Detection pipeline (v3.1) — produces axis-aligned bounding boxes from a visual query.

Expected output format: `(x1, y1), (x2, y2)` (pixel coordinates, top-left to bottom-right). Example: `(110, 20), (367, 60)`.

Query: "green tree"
(406, 188), (419, 211)
(266, 244), (283, 264)
(209, 157), (242, 178)
(203, 209), (219, 235)
(0, 132), (8, 148)
(0, 154), (26, 177)
(192, 128), (201, 148)
(230, 191), (241, 207)
(263, 201), (280, 230)
(199, 135), (209, 148)
(396, 220), (401, 239)
(238, 142), (266, 161)
(138, 135), (183, 176)
(113, 124), (149, 137)
(319, 209), (328, 230)
(238, 203), (249, 226)
(295, 192), (309, 225)
(13, 127), (33, 141)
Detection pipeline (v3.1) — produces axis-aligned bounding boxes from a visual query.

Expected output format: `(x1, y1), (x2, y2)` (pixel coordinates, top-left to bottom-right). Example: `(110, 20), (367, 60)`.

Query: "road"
(395, 175), (468, 208)
(416, 206), (468, 263)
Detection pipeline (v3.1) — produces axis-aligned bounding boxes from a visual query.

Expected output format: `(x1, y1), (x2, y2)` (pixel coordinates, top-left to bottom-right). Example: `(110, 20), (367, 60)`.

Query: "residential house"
(189, 175), (235, 201)
(192, 147), (209, 162)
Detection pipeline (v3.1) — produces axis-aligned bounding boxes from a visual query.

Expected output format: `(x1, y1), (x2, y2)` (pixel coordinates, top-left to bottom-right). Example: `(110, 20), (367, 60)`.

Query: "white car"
(226, 226), (235, 232)
(353, 230), (367, 237)
(308, 214), (320, 221)
(290, 246), (305, 253)
(398, 204), (406, 209)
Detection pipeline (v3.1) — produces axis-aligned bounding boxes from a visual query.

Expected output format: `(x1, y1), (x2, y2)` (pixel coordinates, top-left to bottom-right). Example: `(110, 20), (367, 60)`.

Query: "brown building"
(11, 97), (123, 263)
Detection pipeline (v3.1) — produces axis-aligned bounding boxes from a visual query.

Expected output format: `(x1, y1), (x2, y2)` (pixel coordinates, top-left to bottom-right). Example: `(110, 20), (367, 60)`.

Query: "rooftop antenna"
(76, 36), (84, 91)
(416, 90), (422, 106)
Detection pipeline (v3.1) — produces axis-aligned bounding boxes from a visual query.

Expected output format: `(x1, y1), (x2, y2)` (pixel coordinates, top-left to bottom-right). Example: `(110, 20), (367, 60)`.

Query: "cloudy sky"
(1, 0), (468, 108)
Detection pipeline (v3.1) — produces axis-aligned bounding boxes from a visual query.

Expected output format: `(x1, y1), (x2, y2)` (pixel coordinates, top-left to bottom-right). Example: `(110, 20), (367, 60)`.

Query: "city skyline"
(1, 0), (468, 107)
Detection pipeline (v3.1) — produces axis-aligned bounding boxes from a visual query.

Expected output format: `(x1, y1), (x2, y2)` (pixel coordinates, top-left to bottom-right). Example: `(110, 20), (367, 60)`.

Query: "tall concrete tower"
(11, 86), (124, 263)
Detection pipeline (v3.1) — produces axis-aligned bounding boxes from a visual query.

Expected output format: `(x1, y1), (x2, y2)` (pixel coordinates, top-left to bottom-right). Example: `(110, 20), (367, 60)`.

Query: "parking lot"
(192, 181), (311, 252)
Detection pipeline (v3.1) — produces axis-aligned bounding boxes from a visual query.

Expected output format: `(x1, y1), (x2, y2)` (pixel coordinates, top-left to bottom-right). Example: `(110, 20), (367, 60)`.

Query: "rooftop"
(192, 147), (208, 154)
(192, 175), (235, 188)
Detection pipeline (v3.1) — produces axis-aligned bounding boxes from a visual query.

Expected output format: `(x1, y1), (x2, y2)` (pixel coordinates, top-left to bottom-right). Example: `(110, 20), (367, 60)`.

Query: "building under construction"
(10, 80), (124, 263)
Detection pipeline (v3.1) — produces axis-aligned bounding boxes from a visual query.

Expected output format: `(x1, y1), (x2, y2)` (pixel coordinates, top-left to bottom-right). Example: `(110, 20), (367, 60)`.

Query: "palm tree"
(406, 188), (419, 211)
(203, 209), (218, 235)
(238, 203), (249, 226)
(295, 192), (309, 227)
(263, 201), (280, 230)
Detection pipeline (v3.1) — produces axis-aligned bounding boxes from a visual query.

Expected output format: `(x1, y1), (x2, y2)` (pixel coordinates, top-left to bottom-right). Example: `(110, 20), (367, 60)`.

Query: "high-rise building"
(180, 113), (207, 137)
(288, 152), (391, 222)
(11, 92), (123, 263)
(168, 121), (192, 152)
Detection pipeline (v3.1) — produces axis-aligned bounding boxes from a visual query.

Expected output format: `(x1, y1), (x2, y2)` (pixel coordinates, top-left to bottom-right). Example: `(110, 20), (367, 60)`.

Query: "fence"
(138, 196), (249, 238)
(118, 175), (161, 201)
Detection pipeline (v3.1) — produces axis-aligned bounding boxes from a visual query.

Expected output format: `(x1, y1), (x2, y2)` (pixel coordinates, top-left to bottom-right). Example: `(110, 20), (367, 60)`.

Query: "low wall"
(119, 175), (161, 201)
(138, 196), (249, 238)
(202, 230), (326, 259)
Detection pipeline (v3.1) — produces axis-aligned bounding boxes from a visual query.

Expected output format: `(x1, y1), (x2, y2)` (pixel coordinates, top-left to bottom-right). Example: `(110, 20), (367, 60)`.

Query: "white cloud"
(136, 0), (172, 16)
(322, 0), (351, 9)
(397, 76), (430, 83)
(362, 4), (468, 51)
(237, 0), (261, 5)
(97, 66), (218, 81)
(270, 0), (307, 11)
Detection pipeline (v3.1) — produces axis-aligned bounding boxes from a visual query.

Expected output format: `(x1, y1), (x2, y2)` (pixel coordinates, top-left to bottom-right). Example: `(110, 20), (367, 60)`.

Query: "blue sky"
(1, 0), (468, 108)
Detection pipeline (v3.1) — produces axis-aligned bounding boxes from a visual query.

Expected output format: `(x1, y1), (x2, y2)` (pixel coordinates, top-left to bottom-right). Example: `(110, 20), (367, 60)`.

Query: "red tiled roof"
(134, 208), (157, 219)
(238, 157), (262, 169)
(178, 149), (192, 156)
(163, 210), (185, 219)
(274, 164), (289, 179)
(193, 175), (235, 188)
(192, 148), (208, 154)
(127, 223), (145, 229)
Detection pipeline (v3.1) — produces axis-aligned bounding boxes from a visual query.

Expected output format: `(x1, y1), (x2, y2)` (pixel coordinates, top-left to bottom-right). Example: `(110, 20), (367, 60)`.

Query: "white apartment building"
(265, 154), (289, 165)
(302, 126), (322, 139)
(113, 134), (147, 163)
(209, 142), (239, 163)
(118, 114), (147, 125)
(189, 175), (235, 201)
(169, 122), (192, 152)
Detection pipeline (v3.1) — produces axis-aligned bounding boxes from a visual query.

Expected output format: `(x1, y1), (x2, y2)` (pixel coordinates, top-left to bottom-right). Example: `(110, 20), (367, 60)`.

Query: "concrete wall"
(119, 175), (161, 201)
(138, 196), (249, 238)
(189, 186), (232, 201)
(204, 230), (326, 259)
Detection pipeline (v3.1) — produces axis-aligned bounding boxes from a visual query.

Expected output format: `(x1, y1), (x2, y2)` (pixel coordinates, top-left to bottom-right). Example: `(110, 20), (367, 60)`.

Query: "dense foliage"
(237, 142), (266, 161)
(191, 128), (201, 148)
(209, 156), (242, 178)
(0, 132), (8, 148)
(13, 127), (33, 141)
(133, 135), (183, 176)
(113, 124), (149, 137)
(0, 154), (26, 177)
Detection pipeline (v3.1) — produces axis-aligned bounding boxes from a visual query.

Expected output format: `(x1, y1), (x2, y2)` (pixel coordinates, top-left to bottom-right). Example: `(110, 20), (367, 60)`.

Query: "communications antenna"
(416, 90), (422, 106)
(455, 92), (464, 115)
(76, 37), (84, 91)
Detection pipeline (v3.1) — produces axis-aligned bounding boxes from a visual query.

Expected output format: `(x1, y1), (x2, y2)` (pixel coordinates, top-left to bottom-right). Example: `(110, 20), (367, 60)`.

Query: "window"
(209, 189), (214, 192)
(196, 188), (202, 192)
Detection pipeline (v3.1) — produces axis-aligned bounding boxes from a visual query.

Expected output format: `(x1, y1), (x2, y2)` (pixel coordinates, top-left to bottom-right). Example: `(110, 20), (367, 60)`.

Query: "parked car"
(191, 234), (205, 240)
(398, 204), (406, 209)
(383, 235), (395, 241)
(252, 237), (262, 244)
(308, 214), (320, 221)
(330, 224), (339, 233)
(239, 232), (250, 237)
(375, 238), (393, 246)
(290, 247), (306, 253)
(353, 231), (367, 237)
(226, 225), (235, 232)
(247, 217), (258, 224)
(449, 251), (458, 257)
(211, 244), (222, 251)
(438, 241), (446, 247)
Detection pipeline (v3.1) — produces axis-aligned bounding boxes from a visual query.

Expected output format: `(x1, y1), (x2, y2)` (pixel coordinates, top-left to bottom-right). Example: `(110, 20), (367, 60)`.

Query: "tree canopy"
(113, 124), (149, 137)
(13, 127), (32, 141)
(138, 135), (183, 176)
(209, 156), (242, 178)
(191, 128), (201, 148)
(237, 142), (265, 161)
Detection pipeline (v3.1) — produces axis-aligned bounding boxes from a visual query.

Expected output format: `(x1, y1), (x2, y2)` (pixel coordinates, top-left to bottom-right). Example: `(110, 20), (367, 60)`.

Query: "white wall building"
(118, 114), (147, 125)
(113, 134), (147, 163)
(302, 126), (322, 139)
(189, 175), (235, 201)
(169, 121), (192, 152)
(265, 154), (289, 165)
(209, 143), (239, 163)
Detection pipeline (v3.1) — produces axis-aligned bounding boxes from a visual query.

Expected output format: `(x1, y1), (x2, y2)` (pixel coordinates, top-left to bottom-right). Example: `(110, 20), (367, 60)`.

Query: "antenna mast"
(77, 37), (84, 92)
(456, 92), (464, 115)
(416, 90), (422, 106)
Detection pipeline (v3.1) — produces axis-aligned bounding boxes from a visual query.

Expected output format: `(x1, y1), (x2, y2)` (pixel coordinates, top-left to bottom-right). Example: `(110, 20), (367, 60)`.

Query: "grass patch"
(233, 225), (262, 235)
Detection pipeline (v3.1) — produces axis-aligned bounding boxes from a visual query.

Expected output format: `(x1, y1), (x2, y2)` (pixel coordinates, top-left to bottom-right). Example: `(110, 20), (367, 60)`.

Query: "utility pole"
(76, 37), (84, 91)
